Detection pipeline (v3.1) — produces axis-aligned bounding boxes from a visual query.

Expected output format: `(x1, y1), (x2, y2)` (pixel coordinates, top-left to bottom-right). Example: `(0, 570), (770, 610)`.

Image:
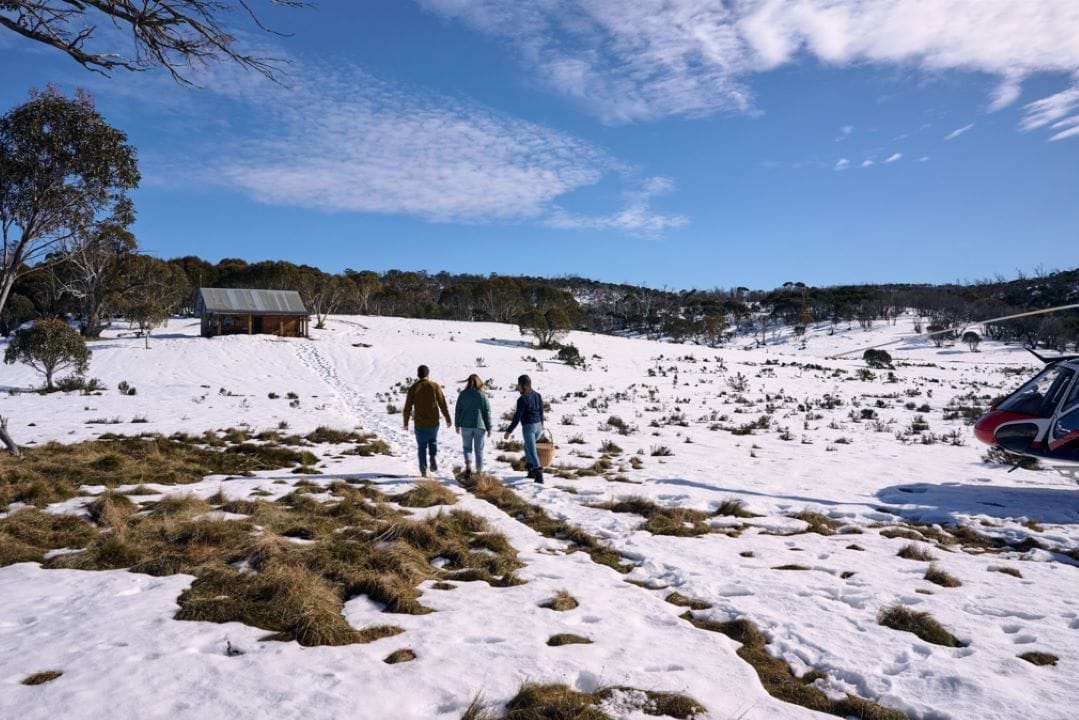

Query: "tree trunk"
(0, 416), (20, 457)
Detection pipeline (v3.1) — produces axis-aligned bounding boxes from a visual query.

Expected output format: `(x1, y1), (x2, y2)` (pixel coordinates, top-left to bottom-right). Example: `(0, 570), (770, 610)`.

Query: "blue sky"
(2, 0), (1077, 290)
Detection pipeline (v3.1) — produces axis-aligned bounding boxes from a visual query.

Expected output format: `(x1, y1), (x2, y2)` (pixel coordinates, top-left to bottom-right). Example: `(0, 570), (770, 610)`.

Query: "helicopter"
(830, 303), (1079, 477)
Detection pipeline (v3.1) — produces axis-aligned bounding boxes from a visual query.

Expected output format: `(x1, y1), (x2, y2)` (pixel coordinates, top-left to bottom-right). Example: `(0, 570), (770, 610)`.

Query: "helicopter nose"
(974, 410), (1030, 446)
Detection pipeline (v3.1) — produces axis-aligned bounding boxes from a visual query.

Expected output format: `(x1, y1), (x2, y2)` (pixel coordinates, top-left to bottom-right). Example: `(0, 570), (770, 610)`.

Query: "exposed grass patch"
(665, 592), (712, 610)
(589, 496), (712, 537)
(1018, 652), (1058, 666)
(989, 565), (1022, 578)
(680, 611), (905, 719)
(7, 463), (522, 647)
(540, 589), (579, 611)
(392, 480), (458, 508)
(0, 434), (323, 511)
(547, 633), (592, 646)
(897, 543), (935, 561)
(772, 564), (811, 571)
(465, 683), (706, 720)
(877, 604), (963, 647)
(21, 671), (62, 686)
(461, 474), (634, 573)
(924, 564), (961, 588)
(384, 648), (417, 664)
(787, 511), (843, 536)
(714, 498), (758, 518)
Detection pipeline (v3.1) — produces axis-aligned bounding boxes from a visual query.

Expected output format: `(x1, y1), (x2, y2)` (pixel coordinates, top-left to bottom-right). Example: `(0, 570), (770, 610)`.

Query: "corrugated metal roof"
(198, 288), (309, 315)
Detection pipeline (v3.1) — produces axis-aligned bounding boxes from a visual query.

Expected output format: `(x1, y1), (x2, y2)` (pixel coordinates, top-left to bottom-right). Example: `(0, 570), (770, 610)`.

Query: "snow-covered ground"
(1, 314), (1076, 719)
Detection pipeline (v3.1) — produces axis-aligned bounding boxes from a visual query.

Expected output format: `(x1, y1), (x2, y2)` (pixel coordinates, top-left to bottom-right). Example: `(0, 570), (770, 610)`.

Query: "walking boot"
(430, 455), (438, 473)
(463, 462), (472, 481)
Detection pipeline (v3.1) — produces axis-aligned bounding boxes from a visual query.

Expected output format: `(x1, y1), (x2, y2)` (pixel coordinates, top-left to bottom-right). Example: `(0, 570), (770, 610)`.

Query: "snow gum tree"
(0, 87), (139, 323)
(519, 308), (571, 349)
(4, 318), (90, 391)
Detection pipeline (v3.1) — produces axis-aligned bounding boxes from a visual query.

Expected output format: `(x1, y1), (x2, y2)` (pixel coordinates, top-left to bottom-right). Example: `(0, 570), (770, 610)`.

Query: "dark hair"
(517, 374), (531, 389)
(417, 365), (429, 379)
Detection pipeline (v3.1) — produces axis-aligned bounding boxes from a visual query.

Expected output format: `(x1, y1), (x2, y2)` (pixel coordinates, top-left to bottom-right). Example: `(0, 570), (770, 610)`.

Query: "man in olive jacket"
(403, 365), (451, 476)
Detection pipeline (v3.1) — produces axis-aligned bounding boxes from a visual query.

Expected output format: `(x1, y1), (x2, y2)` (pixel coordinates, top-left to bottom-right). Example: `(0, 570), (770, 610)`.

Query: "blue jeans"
(461, 428), (486, 470)
(521, 422), (543, 469)
(415, 426), (439, 473)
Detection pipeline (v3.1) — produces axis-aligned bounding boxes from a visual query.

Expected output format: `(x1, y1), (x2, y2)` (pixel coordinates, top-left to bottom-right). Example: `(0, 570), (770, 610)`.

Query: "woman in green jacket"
(455, 374), (492, 479)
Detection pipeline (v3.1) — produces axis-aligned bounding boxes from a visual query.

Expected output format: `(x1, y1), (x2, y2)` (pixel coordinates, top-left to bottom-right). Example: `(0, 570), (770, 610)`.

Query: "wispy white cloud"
(860, 159), (874, 167)
(546, 176), (688, 234)
(944, 123), (974, 141)
(146, 61), (685, 232)
(420, 0), (1079, 124)
(1020, 83), (1079, 141)
(918, 155), (930, 162)
(884, 152), (902, 163)
(834, 158), (850, 171)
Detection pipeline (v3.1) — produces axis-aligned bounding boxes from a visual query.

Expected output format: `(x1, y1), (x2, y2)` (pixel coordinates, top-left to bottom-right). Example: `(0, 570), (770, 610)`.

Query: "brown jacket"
(404, 378), (451, 429)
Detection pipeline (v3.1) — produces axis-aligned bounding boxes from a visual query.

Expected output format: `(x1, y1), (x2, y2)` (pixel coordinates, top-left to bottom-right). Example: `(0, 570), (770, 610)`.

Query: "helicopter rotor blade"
(828, 302), (1079, 359)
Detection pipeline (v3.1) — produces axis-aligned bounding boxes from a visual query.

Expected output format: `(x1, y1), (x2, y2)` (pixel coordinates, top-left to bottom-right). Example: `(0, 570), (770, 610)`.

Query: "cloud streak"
(420, 0), (1079, 132)
(152, 61), (684, 232)
(944, 123), (974, 141)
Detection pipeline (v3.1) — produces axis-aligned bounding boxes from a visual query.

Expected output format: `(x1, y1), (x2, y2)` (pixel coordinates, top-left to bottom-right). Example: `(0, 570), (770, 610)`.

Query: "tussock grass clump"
(879, 527), (923, 541)
(665, 592), (712, 610)
(0, 508), (97, 566)
(305, 427), (367, 444)
(467, 683), (706, 720)
(21, 671), (63, 686)
(714, 498), (758, 518)
(787, 511), (843, 536)
(383, 648), (417, 664)
(897, 543), (935, 561)
(540, 589), (579, 611)
(680, 611), (905, 719)
(589, 496), (712, 537)
(392, 479), (458, 508)
(1018, 652), (1058, 666)
(924, 564), (961, 588)
(462, 474), (633, 573)
(878, 604), (963, 647)
(547, 633), (592, 646)
(989, 565), (1022, 578)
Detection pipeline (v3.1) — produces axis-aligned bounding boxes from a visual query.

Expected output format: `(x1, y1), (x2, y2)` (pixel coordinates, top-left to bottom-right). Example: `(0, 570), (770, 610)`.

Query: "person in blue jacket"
(503, 374), (544, 483)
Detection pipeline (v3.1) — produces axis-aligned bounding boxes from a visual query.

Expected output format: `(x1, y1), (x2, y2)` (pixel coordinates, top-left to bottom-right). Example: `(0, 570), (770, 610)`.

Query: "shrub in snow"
(862, 349), (893, 369)
(4, 318), (90, 392)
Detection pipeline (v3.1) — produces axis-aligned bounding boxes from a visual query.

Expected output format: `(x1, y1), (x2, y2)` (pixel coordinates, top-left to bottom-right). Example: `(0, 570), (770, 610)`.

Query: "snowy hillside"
(1, 314), (1076, 720)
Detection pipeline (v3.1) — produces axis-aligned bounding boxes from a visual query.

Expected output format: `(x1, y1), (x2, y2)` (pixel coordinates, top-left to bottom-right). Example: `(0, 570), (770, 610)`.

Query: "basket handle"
(538, 428), (554, 445)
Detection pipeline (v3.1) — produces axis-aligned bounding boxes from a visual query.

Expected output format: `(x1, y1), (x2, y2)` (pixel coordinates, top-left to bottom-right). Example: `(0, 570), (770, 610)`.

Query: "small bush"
(924, 564), (961, 587)
(863, 349), (893, 369)
(383, 648), (416, 664)
(897, 543), (935, 561)
(650, 445), (673, 457)
(118, 380), (136, 396)
(1018, 652), (1057, 666)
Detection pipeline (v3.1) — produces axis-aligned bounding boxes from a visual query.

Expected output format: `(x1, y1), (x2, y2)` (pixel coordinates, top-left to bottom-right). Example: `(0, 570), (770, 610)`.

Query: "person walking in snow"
(455, 373), (492, 480)
(403, 364), (451, 477)
(503, 374), (545, 483)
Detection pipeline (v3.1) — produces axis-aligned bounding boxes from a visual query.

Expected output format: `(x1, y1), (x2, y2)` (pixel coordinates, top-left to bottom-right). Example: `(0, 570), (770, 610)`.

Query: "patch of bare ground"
(384, 648), (417, 664)
(0, 465), (523, 647)
(462, 683), (706, 720)
(780, 511), (845, 536)
(587, 496), (713, 537)
(680, 611), (907, 719)
(664, 592), (712, 610)
(460, 474), (634, 574)
(392, 479), (458, 507)
(547, 633), (592, 646)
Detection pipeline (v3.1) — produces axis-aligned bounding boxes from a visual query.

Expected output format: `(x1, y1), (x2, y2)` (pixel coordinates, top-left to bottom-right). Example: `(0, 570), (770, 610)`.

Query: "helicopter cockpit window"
(997, 365), (1075, 418)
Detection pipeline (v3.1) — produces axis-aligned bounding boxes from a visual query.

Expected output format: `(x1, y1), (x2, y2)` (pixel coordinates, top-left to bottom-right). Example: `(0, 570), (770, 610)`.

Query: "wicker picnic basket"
(535, 429), (556, 467)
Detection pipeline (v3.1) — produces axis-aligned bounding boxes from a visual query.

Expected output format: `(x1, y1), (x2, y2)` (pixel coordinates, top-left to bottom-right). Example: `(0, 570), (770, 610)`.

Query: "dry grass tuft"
(589, 496), (712, 537)
(463, 474), (634, 573)
(680, 611), (905, 719)
(989, 565), (1022, 578)
(897, 543), (935, 561)
(464, 682), (706, 720)
(772, 564), (811, 571)
(539, 589), (579, 611)
(1018, 652), (1058, 666)
(392, 479), (458, 508)
(924, 564), (961, 588)
(0, 508), (97, 566)
(787, 511), (843, 536)
(714, 498), (759, 518)
(665, 592), (712, 610)
(384, 648), (417, 664)
(21, 670), (62, 686)
(878, 604), (962, 647)
(547, 633), (592, 646)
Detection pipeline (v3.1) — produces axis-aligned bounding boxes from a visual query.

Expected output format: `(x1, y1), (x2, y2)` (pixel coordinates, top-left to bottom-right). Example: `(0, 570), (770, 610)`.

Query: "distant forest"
(6, 254), (1078, 351)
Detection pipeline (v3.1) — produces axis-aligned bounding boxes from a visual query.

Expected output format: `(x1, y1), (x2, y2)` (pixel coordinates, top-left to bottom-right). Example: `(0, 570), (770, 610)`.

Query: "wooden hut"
(197, 288), (310, 338)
